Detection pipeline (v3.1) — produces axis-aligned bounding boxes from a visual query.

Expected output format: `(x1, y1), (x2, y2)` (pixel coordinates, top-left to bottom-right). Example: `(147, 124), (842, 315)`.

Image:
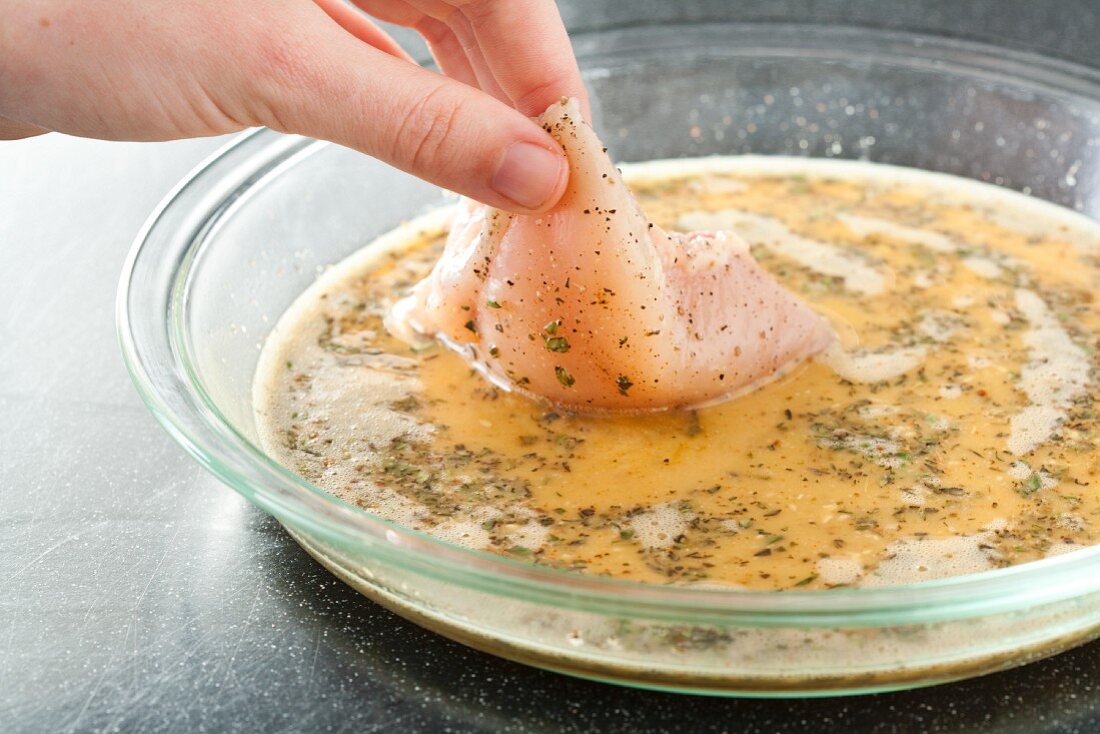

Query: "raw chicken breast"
(391, 98), (834, 410)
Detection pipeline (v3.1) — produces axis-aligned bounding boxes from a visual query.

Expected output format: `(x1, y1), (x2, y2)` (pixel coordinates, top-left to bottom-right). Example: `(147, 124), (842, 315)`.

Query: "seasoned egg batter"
(254, 157), (1100, 590)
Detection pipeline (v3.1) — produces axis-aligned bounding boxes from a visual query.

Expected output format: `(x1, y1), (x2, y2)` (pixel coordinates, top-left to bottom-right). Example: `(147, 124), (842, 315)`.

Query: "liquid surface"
(254, 157), (1100, 590)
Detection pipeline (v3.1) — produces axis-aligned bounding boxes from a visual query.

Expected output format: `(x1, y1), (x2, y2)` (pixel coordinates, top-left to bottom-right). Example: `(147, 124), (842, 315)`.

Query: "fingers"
(245, 16), (567, 213)
(313, 0), (414, 61)
(447, 0), (590, 118)
(349, 0), (589, 119)
(424, 11), (509, 103)
(413, 16), (479, 88)
(0, 115), (47, 139)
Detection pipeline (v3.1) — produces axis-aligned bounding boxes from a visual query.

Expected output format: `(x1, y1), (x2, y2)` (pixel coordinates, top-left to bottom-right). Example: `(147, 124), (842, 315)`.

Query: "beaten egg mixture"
(254, 157), (1100, 590)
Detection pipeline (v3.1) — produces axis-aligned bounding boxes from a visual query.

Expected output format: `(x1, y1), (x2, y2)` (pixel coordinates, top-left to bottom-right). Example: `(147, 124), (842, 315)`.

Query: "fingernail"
(492, 141), (565, 210)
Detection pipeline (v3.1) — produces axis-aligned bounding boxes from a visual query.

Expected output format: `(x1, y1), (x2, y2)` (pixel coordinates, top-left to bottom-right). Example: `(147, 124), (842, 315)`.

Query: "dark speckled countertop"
(5, 2), (1100, 731)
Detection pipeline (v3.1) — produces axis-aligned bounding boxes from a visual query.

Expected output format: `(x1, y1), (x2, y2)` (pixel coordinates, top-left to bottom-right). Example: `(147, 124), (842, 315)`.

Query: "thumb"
(0, 115), (46, 140)
(243, 28), (568, 214)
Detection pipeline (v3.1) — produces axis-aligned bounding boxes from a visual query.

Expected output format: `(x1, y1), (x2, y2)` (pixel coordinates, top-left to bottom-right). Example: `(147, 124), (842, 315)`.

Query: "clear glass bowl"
(118, 24), (1100, 696)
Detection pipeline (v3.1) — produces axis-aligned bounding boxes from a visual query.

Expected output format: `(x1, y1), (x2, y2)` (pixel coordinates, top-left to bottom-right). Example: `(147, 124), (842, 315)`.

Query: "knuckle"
(454, 0), (495, 25)
(413, 17), (451, 48)
(392, 84), (468, 172)
(512, 73), (573, 116)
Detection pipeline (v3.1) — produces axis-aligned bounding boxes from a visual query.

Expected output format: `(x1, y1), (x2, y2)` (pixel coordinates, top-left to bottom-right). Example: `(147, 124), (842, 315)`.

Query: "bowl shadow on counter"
(251, 508), (1099, 733)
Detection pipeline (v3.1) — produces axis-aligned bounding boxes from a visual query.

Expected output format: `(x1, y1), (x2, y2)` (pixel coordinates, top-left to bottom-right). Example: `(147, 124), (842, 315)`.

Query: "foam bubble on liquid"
(1058, 513), (1087, 532)
(988, 206), (1100, 254)
(1007, 461), (1032, 482)
(900, 486), (926, 507)
(961, 256), (1004, 279)
(816, 557), (864, 585)
(837, 213), (958, 253)
(628, 503), (692, 549)
(926, 414), (953, 432)
(967, 353), (992, 369)
(505, 517), (551, 551)
(308, 361), (430, 449)
(678, 208), (887, 294)
(820, 341), (926, 383)
(855, 436), (906, 467)
(1015, 290), (1091, 405)
(1009, 407), (1065, 457)
(1006, 460), (1058, 490)
(862, 526), (1003, 586)
(818, 432), (906, 468)
(1008, 289), (1091, 455)
(1046, 542), (1082, 558)
(718, 519), (744, 534)
(917, 311), (962, 343)
(856, 403), (900, 419)
(912, 270), (935, 289)
(431, 516), (493, 549)
(356, 486), (424, 530)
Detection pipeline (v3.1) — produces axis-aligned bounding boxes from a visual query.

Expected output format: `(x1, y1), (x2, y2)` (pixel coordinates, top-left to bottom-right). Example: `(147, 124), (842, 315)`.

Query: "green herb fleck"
(545, 336), (570, 353)
(1018, 472), (1044, 496)
(555, 366), (575, 388)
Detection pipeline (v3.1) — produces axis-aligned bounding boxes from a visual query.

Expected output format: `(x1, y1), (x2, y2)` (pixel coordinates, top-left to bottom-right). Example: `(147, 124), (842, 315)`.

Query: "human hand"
(0, 0), (589, 212)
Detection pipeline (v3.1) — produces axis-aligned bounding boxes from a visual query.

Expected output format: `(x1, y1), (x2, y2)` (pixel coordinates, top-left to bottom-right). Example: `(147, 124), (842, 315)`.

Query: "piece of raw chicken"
(391, 98), (834, 411)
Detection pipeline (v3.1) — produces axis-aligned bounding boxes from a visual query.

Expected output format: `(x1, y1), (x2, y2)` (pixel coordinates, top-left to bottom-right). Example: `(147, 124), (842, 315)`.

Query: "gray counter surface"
(5, 2), (1100, 731)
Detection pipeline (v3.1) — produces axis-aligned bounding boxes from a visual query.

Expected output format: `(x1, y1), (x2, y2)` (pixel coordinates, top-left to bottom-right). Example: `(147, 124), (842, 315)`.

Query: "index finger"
(450, 0), (590, 119)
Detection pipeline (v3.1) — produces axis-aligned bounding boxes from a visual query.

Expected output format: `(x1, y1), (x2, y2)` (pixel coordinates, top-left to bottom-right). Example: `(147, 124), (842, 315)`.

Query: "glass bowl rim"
(118, 22), (1100, 627)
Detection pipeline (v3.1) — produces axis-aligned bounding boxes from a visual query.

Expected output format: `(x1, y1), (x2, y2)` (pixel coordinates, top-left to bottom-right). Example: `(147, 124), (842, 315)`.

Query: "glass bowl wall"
(119, 25), (1100, 696)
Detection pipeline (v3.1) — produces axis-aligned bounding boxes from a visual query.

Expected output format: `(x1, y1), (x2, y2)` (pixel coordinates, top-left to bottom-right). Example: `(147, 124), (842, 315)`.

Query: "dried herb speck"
(545, 336), (570, 353)
(555, 366), (575, 387)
